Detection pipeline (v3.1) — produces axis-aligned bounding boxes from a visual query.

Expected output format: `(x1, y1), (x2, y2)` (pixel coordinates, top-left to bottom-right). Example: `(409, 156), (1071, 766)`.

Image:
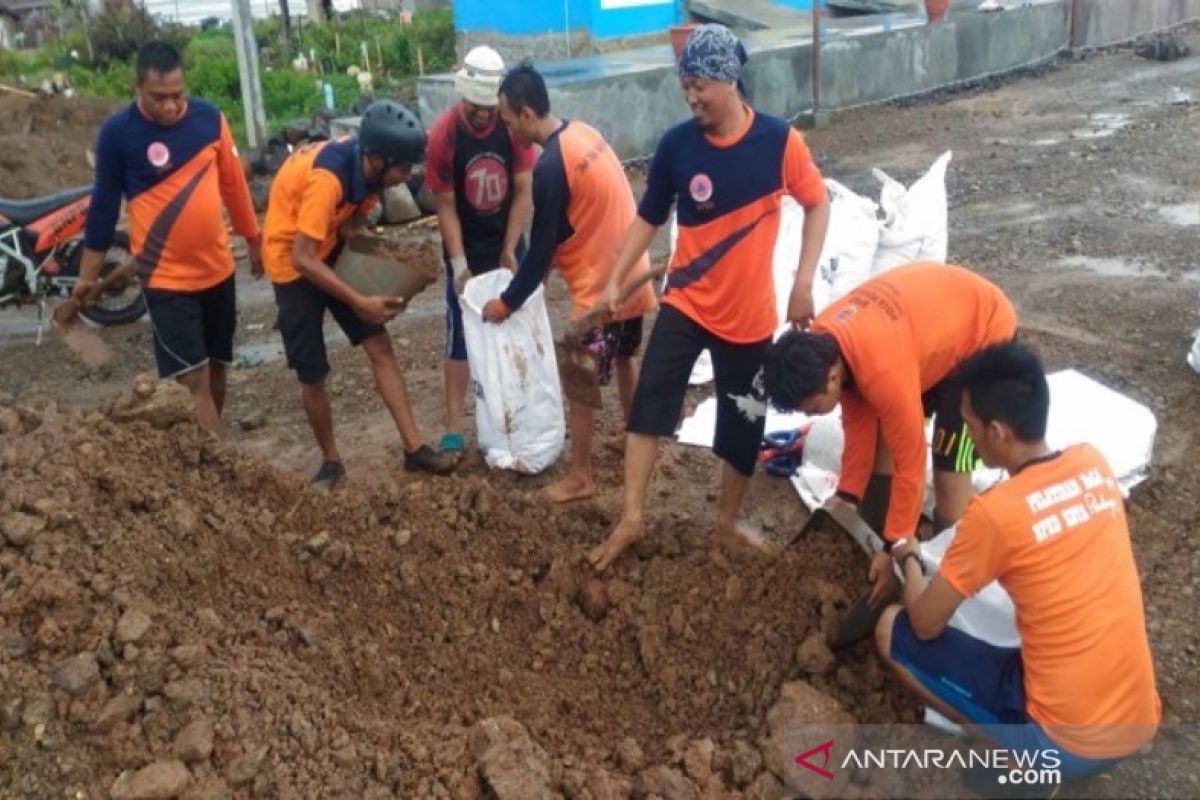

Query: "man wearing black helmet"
(263, 100), (454, 488)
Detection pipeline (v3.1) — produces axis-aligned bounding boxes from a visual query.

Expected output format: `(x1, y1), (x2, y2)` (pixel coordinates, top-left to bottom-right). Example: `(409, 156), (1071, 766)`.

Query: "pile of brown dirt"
(0, 383), (908, 799)
(0, 94), (121, 199)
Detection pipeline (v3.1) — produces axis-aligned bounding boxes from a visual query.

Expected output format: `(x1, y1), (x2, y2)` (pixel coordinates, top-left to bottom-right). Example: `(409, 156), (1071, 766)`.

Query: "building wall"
(454, 0), (680, 40)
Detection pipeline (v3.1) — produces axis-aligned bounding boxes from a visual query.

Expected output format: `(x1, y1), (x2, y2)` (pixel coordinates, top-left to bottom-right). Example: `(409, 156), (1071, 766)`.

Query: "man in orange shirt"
(876, 342), (1159, 779)
(75, 42), (260, 436)
(588, 25), (830, 571)
(482, 63), (657, 503)
(763, 262), (1016, 609)
(263, 101), (453, 488)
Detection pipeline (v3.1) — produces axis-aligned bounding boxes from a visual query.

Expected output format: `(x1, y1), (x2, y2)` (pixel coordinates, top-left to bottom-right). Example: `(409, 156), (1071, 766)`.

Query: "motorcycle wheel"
(68, 233), (146, 326)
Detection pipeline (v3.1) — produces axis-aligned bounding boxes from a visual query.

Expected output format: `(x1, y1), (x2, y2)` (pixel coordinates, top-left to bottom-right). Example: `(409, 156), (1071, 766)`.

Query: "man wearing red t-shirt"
(425, 45), (536, 456)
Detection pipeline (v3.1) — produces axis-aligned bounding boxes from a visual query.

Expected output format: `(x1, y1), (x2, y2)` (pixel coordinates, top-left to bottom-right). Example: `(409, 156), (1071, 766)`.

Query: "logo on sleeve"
(147, 142), (171, 169)
(689, 173), (713, 204)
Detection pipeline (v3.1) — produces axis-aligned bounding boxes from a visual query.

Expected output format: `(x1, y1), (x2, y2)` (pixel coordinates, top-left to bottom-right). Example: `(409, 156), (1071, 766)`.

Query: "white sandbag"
(872, 151), (952, 275)
(1189, 293), (1200, 374)
(778, 368), (1156, 514)
(460, 271), (565, 474)
(813, 180), (880, 313)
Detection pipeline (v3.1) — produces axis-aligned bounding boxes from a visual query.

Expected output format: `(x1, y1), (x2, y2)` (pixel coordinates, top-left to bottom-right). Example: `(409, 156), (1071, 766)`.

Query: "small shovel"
(52, 262), (136, 369)
(789, 503), (899, 649)
(556, 265), (665, 409)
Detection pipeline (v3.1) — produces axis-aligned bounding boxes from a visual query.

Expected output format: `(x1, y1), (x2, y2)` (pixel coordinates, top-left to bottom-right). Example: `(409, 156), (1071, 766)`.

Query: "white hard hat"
(454, 45), (504, 107)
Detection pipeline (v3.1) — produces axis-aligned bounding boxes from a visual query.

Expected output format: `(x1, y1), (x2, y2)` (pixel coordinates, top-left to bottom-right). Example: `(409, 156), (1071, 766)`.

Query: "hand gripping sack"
(460, 271), (565, 473)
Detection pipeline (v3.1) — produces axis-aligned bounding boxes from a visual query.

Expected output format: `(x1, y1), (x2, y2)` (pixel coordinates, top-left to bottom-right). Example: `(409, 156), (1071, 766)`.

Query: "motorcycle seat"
(0, 185), (92, 226)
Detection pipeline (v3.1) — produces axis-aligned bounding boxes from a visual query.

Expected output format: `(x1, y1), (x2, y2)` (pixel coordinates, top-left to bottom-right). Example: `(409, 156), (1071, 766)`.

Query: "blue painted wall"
(775, 0), (815, 9)
(454, 0), (681, 39)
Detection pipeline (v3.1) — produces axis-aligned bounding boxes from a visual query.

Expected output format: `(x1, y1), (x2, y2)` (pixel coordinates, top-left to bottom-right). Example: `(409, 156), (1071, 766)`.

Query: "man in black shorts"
(262, 101), (454, 488)
(588, 25), (830, 571)
(481, 63), (657, 503)
(75, 42), (261, 436)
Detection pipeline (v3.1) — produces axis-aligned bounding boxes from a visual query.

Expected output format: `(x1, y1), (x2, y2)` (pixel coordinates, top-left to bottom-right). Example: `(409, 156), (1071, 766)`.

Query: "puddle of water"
(232, 341), (284, 369)
(1157, 203), (1200, 227)
(1071, 112), (1131, 140)
(1030, 138), (1061, 147)
(1057, 255), (1168, 279)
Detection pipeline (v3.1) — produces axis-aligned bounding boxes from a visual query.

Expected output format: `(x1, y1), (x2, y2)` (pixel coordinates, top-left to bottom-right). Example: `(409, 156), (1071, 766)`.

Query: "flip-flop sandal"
(438, 432), (466, 455)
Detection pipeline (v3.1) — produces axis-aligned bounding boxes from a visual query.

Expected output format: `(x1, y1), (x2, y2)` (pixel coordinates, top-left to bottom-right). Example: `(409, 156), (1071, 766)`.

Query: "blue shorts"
(444, 243), (526, 361)
(890, 610), (1121, 779)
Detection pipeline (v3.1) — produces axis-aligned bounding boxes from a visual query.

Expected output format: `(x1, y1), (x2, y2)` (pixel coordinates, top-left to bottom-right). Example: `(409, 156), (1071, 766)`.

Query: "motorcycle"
(0, 185), (143, 340)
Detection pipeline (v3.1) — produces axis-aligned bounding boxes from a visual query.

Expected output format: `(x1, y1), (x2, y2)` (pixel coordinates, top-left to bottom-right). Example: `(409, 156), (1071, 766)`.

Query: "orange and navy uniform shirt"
(262, 138), (380, 285)
(85, 99), (259, 292)
(812, 262), (1017, 543)
(940, 444), (1161, 758)
(637, 106), (826, 343)
(499, 120), (656, 323)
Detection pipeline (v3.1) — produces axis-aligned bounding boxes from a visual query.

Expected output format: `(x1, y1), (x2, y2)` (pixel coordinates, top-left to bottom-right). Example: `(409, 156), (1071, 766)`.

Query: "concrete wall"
(1076, 0), (1200, 47)
(420, 0), (1200, 162)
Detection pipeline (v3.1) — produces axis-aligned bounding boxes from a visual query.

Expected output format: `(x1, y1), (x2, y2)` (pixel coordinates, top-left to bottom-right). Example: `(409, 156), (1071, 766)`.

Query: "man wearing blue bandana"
(590, 24), (831, 571)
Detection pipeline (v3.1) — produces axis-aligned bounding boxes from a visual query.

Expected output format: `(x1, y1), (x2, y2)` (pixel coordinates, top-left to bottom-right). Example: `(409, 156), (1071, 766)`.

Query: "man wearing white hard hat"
(426, 45), (536, 456)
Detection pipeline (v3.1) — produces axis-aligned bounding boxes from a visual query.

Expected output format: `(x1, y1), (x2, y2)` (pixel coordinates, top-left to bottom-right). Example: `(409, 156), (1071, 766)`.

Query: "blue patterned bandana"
(679, 23), (747, 83)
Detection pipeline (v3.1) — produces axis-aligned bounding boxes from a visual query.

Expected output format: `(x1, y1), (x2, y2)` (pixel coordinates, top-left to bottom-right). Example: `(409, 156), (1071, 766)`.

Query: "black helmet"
(359, 100), (425, 166)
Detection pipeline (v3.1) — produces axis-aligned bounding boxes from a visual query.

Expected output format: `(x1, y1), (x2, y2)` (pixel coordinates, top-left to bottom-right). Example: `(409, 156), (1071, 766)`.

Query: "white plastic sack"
(1189, 293), (1200, 374)
(460, 271), (565, 473)
(777, 368), (1157, 514)
(872, 151), (952, 275)
(812, 180), (880, 314)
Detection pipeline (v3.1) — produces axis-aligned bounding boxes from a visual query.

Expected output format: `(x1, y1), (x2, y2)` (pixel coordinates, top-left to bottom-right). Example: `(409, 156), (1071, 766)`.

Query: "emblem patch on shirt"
(147, 142), (171, 168)
(463, 154), (509, 214)
(689, 173), (713, 204)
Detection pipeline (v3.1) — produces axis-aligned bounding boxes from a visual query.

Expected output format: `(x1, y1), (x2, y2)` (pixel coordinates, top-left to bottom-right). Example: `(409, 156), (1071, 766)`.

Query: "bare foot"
(602, 433), (626, 455)
(539, 473), (596, 504)
(588, 518), (645, 572)
(715, 521), (781, 556)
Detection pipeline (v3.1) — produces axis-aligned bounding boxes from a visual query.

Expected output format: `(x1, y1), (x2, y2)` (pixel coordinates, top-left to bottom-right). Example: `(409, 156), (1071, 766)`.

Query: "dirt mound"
(0, 94), (120, 199)
(0, 384), (909, 798)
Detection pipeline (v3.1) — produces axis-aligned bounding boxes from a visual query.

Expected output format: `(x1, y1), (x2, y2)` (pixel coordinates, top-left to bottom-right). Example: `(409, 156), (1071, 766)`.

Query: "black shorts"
(924, 374), (980, 473)
(580, 316), (644, 386)
(273, 277), (385, 385)
(628, 305), (769, 476)
(143, 275), (236, 379)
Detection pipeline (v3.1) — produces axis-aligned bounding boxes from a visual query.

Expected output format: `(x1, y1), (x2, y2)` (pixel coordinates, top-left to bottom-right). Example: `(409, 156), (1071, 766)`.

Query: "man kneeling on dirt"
(763, 262), (1016, 620)
(876, 342), (1160, 782)
(76, 41), (261, 437)
(262, 100), (454, 488)
(481, 63), (657, 503)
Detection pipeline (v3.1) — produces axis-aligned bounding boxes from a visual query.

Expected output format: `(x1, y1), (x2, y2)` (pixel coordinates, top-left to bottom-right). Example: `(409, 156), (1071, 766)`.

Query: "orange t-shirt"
(85, 99), (259, 292)
(940, 444), (1161, 758)
(263, 138), (379, 284)
(499, 120), (656, 322)
(812, 262), (1017, 542)
(638, 107), (826, 343)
